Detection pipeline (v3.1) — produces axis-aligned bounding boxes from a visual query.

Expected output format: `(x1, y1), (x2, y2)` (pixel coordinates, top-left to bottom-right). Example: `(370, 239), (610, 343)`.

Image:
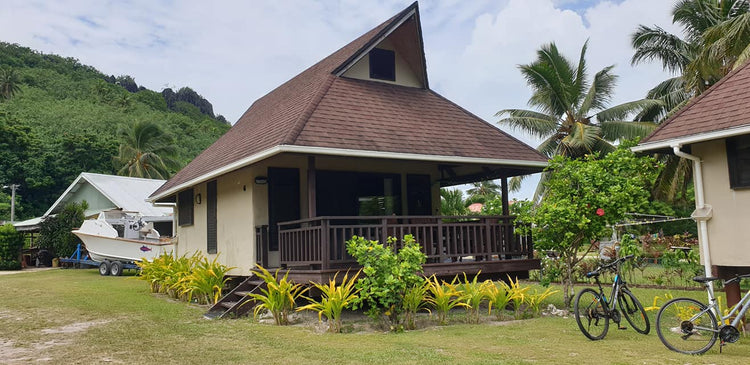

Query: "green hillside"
(0, 42), (231, 219)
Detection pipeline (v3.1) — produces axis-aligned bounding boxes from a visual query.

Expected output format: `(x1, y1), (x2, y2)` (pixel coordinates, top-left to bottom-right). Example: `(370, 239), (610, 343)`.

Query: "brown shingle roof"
(638, 60), (750, 147)
(151, 2), (546, 199)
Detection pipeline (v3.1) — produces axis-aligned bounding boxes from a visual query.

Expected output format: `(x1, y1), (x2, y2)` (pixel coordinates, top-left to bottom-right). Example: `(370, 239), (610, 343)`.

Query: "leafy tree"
(518, 144), (661, 307)
(0, 67), (22, 100)
(37, 201), (88, 257)
(440, 188), (467, 216)
(0, 224), (24, 270)
(114, 120), (179, 179)
(498, 41), (660, 199)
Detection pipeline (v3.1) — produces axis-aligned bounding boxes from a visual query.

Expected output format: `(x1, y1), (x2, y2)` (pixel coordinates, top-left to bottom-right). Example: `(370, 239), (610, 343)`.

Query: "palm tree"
(113, 120), (179, 179)
(0, 67), (22, 101)
(497, 41), (660, 199)
(631, 0), (749, 202)
(466, 180), (501, 204)
(440, 188), (467, 216)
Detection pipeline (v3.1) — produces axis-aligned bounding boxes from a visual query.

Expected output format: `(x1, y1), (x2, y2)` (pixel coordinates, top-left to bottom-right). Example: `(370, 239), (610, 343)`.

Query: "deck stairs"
(204, 274), (265, 319)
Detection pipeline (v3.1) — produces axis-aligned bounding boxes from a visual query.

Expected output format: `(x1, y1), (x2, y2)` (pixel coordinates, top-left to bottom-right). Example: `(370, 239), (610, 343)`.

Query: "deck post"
(437, 217), (445, 262)
(501, 177), (512, 259)
(321, 218), (329, 270)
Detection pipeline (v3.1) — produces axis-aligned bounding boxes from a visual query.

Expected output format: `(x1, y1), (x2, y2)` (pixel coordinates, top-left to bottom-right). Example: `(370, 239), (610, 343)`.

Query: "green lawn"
(0, 269), (747, 364)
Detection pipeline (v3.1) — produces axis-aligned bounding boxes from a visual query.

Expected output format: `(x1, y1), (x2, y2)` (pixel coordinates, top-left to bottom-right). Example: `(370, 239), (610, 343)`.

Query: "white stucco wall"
(693, 140), (750, 266)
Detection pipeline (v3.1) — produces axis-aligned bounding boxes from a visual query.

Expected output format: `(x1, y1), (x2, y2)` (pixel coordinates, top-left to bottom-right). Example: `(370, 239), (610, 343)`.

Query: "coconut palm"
(631, 0), (749, 202)
(0, 67), (22, 100)
(114, 120), (179, 179)
(466, 180), (501, 203)
(440, 188), (467, 216)
(497, 41), (660, 199)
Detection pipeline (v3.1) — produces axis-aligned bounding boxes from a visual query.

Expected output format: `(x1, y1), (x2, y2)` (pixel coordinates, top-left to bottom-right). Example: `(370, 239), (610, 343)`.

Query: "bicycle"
(656, 273), (750, 354)
(574, 254), (651, 340)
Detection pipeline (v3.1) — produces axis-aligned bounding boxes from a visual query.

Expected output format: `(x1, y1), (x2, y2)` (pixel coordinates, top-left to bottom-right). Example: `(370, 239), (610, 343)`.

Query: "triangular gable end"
(333, 2), (428, 89)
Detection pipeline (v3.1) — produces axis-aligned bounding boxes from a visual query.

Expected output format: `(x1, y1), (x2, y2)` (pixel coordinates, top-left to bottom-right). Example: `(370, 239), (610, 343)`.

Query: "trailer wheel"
(110, 261), (123, 276)
(99, 261), (110, 276)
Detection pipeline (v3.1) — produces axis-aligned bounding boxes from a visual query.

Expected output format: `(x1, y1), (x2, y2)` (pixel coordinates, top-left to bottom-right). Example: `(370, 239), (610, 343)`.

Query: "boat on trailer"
(72, 210), (174, 276)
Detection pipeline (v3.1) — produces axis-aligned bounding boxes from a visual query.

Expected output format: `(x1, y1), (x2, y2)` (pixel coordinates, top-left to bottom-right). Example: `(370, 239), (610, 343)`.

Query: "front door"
(268, 168), (300, 254)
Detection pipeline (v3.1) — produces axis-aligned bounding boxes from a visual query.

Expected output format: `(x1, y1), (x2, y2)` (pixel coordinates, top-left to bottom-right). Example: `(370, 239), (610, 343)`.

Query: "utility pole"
(3, 184), (19, 223)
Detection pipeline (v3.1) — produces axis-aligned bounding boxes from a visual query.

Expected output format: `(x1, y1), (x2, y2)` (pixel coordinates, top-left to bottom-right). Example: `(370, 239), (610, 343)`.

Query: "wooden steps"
(204, 276), (265, 319)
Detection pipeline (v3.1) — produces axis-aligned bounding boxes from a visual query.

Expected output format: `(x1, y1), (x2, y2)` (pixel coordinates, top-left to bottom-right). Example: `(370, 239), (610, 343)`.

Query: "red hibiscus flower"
(596, 208), (605, 216)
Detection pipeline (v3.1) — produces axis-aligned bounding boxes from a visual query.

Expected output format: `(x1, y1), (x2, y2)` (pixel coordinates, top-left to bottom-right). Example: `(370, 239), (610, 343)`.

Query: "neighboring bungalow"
(149, 2), (548, 280)
(45, 172), (173, 236)
(633, 60), (750, 306)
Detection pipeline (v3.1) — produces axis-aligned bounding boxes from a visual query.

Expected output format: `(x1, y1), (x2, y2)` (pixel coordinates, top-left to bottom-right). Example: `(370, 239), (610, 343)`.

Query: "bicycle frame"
(591, 268), (625, 314)
(702, 284), (750, 330)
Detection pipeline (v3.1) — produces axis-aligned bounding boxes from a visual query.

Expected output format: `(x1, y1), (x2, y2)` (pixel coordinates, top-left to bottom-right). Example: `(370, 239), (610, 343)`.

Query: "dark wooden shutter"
(207, 180), (217, 254)
(726, 135), (750, 189)
(177, 189), (194, 226)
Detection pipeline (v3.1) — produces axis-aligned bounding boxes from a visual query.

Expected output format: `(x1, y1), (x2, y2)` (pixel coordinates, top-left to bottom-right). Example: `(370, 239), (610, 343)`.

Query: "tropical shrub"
(248, 265), (307, 326)
(425, 275), (467, 325)
(298, 270), (360, 333)
(402, 280), (430, 330)
(177, 255), (234, 305)
(37, 201), (87, 257)
(459, 273), (489, 323)
(525, 287), (558, 315)
(485, 280), (512, 320)
(346, 234), (426, 331)
(136, 251), (232, 304)
(505, 276), (530, 319)
(519, 144), (661, 307)
(0, 224), (23, 270)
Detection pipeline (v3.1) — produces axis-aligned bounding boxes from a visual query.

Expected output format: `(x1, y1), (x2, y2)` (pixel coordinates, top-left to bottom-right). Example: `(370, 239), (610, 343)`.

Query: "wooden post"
(501, 177), (512, 259)
(321, 219), (329, 270)
(308, 156), (316, 218)
(501, 177), (509, 216)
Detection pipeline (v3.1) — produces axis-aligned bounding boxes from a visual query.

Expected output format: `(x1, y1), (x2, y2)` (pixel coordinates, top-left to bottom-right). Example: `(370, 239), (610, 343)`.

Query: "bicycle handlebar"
(585, 254), (635, 278)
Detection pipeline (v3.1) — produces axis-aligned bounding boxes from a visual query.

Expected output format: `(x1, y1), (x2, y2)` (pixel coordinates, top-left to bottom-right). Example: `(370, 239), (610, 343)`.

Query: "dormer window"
(369, 48), (396, 81)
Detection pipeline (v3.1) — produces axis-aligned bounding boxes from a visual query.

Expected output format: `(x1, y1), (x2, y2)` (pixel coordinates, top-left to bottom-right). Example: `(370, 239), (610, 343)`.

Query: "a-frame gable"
(334, 2), (428, 88)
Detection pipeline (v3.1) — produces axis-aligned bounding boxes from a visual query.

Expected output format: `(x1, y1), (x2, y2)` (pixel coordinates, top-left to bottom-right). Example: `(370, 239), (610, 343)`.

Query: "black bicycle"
(574, 254), (650, 340)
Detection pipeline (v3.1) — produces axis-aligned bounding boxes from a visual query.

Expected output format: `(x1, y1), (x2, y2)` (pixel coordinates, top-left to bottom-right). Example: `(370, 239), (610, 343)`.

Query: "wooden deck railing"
(268, 216), (532, 270)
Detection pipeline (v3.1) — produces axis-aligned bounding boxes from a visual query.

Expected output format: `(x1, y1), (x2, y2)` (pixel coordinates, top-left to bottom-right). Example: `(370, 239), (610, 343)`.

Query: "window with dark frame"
(727, 135), (750, 189)
(369, 48), (396, 81)
(207, 180), (217, 254)
(177, 189), (194, 226)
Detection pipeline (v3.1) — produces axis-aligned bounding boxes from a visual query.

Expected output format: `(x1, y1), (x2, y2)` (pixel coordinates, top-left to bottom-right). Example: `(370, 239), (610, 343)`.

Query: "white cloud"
(1, 0), (684, 199)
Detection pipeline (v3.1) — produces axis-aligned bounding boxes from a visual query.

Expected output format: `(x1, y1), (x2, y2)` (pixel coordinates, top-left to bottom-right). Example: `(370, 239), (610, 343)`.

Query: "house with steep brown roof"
(149, 2), (547, 280)
(633, 60), (750, 306)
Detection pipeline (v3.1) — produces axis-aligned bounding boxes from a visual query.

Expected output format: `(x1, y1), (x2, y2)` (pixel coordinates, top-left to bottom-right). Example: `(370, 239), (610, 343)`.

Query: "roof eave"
(632, 124), (750, 153)
(148, 144), (548, 202)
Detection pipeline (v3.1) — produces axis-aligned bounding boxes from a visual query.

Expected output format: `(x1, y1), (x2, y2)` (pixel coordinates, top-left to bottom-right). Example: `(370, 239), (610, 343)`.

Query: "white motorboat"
(72, 210), (174, 264)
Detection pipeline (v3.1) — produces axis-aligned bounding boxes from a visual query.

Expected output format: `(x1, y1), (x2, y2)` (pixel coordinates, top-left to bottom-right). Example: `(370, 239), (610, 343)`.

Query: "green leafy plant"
(485, 280), (512, 320)
(178, 255), (234, 305)
(346, 234), (426, 331)
(425, 275), (467, 325)
(298, 270), (361, 333)
(37, 201), (87, 258)
(248, 265), (307, 326)
(0, 224), (24, 270)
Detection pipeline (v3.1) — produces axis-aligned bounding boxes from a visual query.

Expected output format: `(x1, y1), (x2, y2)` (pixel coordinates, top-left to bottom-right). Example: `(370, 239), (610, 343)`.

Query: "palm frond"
(600, 120), (658, 141)
(596, 99), (663, 122)
(630, 24), (693, 72)
(561, 122), (601, 154)
(497, 109), (559, 138)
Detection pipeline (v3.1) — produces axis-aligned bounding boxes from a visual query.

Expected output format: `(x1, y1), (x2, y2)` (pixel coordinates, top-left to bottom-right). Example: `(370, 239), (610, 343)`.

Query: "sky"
(1, 0), (682, 200)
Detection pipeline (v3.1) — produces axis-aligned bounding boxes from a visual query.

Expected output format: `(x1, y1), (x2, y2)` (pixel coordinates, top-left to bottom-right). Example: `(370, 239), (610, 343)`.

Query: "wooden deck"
(256, 215), (539, 281)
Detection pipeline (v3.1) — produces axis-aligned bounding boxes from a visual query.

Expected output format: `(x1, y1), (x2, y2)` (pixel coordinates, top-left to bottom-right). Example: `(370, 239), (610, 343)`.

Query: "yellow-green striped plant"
(248, 265), (307, 325)
(164, 253), (200, 300)
(425, 275), (467, 325)
(459, 272), (490, 323)
(179, 255), (234, 305)
(485, 280), (512, 320)
(298, 270), (360, 333)
(506, 275), (530, 319)
(402, 279), (430, 330)
(525, 287), (559, 315)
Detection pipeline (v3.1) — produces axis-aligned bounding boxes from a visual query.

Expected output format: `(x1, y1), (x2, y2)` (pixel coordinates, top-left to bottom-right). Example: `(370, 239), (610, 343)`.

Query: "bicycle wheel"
(656, 298), (718, 355)
(574, 288), (609, 340)
(618, 288), (650, 334)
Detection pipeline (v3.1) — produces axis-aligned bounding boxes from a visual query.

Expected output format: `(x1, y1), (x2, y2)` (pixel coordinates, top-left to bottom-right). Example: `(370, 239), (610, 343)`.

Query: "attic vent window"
(369, 48), (396, 81)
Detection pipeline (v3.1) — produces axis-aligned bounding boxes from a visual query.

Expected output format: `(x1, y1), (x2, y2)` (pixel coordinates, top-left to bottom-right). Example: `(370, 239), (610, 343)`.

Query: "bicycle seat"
(692, 276), (719, 283)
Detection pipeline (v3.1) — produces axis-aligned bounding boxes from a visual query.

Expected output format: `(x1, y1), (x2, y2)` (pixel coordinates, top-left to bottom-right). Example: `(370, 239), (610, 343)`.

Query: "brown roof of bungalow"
(151, 2), (547, 199)
(637, 60), (750, 149)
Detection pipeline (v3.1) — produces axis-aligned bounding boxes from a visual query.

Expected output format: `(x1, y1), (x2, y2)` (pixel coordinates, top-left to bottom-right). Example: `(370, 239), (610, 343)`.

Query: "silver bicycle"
(656, 273), (750, 354)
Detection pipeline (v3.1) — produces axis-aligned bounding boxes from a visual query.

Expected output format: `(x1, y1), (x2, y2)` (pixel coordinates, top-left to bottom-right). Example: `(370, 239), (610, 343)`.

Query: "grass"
(1, 269), (748, 364)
